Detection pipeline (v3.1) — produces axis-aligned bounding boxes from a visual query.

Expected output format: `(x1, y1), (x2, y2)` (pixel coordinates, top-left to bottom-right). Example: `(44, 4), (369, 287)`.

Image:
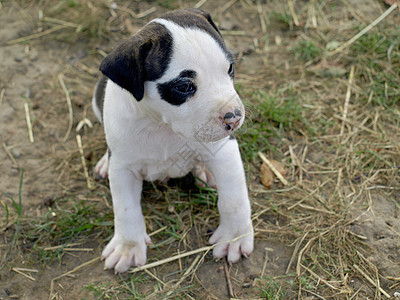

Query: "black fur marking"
(160, 8), (233, 63)
(157, 69), (197, 106)
(99, 22), (173, 101)
(179, 69), (196, 79)
(224, 112), (235, 119)
(94, 75), (108, 122)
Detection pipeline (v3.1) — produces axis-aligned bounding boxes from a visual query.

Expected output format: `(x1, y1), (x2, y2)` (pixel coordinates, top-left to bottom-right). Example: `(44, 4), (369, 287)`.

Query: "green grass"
(350, 30), (400, 55)
(4, 169), (24, 249)
(258, 277), (286, 300)
(350, 31), (400, 111)
(271, 11), (294, 30)
(238, 89), (305, 162)
(41, 0), (111, 43)
(291, 40), (321, 62)
(84, 273), (148, 299)
(21, 197), (113, 264)
(144, 182), (219, 251)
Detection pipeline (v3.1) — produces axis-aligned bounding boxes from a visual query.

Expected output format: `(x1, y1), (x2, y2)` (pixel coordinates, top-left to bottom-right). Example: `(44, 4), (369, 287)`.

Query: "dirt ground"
(1, 0), (400, 299)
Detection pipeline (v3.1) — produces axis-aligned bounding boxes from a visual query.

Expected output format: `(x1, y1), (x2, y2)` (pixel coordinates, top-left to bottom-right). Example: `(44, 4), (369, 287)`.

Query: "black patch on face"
(179, 70), (196, 79)
(160, 9), (234, 63)
(94, 75), (108, 122)
(99, 22), (173, 101)
(157, 69), (197, 106)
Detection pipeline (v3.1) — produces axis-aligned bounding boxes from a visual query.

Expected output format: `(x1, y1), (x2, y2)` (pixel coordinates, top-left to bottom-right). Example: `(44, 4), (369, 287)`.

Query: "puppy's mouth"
(193, 117), (243, 143)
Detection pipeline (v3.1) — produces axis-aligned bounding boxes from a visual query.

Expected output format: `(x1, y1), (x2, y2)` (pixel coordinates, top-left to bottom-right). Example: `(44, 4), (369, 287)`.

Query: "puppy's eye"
(228, 63), (234, 76)
(174, 81), (194, 94)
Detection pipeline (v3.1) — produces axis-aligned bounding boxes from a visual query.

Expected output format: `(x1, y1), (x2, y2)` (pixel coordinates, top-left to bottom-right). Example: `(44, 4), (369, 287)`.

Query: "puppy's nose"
(223, 109), (242, 131)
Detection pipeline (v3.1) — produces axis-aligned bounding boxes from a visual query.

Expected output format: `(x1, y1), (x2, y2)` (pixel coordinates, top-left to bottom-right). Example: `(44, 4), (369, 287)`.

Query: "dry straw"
(6, 25), (67, 45)
(58, 74), (73, 143)
(24, 102), (34, 143)
(258, 152), (289, 186)
(76, 134), (93, 190)
(328, 3), (399, 56)
(129, 245), (214, 274)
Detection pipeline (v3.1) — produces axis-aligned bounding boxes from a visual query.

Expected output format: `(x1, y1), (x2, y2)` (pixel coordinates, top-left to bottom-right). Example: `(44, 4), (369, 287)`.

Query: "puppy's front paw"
(209, 223), (254, 263)
(102, 234), (151, 273)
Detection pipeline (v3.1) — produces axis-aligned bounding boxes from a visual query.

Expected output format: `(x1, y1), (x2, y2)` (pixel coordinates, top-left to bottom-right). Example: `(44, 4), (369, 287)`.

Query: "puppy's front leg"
(206, 139), (254, 263)
(102, 166), (151, 273)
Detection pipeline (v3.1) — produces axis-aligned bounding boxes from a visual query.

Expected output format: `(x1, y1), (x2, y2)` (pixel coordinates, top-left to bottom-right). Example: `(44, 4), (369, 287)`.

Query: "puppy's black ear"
(100, 23), (172, 101)
(188, 8), (222, 36)
(100, 40), (150, 101)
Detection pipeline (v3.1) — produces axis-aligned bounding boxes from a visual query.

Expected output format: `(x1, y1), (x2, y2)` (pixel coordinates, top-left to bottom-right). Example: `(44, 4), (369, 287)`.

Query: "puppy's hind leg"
(192, 163), (216, 188)
(95, 150), (109, 179)
(92, 76), (109, 179)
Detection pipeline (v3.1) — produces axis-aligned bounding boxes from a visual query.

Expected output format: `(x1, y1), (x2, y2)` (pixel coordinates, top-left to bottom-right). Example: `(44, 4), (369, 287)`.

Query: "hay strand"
(221, 0), (237, 12)
(6, 25), (67, 45)
(24, 102), (34, 143)
(223, 258), (236, 298)
(12, 267), (36, 281)
(194, 0), (208, 8)
(256, 0), (267, 33)
(258, 152), (289, 186)
(353, 264), (390, 298)
(288, 0), (300, 26)
(340, 65), (355, 135)
(165, 254), (202, 297)
(58, 74), (73, 143)
(328, 3), (398, 56)
(0, 88), (5, 107)
(3, 142), (19, 167)
(76, 134), (93, 190)
(129, 245), (213, 273)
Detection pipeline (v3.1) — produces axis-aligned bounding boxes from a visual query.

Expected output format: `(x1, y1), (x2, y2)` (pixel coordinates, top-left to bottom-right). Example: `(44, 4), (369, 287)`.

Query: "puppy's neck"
(136, 100), (173, 127)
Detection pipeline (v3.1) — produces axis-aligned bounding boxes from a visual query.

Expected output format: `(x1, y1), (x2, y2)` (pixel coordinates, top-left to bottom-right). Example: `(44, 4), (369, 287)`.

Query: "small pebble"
(43, 196), (54, 207)
(11, 148), (21, 159)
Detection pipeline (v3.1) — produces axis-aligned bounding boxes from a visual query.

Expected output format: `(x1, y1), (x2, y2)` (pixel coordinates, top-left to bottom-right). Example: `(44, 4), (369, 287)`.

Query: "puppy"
(92, 8), (254, 273)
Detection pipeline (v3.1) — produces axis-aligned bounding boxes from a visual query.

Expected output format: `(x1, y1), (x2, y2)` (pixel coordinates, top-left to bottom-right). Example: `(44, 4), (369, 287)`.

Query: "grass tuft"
(84, 273), (148, 299)
(291, 40), (321, 62)
(258, 277), (286, 299)
(22, 198), (113, 264)
(4, 169), (24, 249)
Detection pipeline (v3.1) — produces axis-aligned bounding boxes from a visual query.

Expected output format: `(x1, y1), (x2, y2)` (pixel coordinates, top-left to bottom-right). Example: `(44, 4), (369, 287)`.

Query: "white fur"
(97, 18), (253, 273)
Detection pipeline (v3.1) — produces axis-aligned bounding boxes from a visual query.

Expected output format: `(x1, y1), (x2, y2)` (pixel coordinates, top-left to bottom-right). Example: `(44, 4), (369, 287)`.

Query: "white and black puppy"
(92, 8), (254, 273)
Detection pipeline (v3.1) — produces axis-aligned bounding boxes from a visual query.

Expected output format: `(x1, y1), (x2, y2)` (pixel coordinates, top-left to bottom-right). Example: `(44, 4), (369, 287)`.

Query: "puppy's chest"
(138, 145), (201, 181)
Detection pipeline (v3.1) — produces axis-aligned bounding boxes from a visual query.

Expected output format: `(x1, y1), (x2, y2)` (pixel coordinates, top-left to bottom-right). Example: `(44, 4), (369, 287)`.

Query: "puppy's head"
(100, 8), (244, 142)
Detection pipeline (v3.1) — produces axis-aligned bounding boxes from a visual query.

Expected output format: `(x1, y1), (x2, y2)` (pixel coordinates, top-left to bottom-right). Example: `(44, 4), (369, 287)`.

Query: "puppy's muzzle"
(222, 108), (242, 131)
